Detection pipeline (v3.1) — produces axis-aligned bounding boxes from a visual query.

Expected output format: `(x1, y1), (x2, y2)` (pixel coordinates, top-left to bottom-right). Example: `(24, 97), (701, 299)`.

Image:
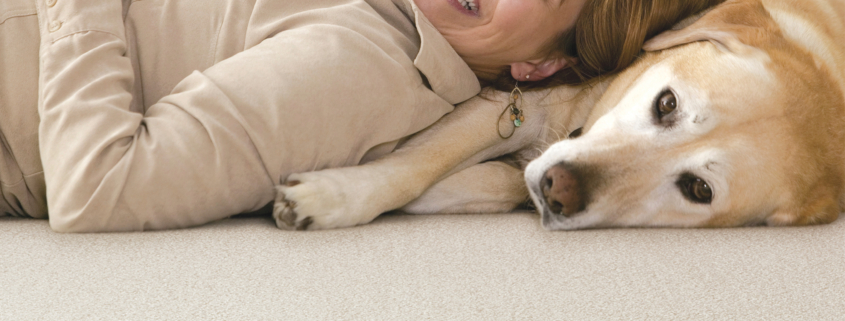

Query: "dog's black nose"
(542, 163), (585, 217)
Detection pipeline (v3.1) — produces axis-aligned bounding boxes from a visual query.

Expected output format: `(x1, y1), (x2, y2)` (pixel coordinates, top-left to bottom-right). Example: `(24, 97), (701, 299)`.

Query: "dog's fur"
(273, 0), (845, 231)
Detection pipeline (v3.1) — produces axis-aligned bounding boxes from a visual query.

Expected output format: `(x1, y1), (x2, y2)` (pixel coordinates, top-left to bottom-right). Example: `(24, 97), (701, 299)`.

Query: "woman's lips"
(448, 0), (480, 16)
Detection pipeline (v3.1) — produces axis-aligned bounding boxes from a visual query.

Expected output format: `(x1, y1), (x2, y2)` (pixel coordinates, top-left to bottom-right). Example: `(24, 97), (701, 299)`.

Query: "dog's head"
(525, 0), (845, 230)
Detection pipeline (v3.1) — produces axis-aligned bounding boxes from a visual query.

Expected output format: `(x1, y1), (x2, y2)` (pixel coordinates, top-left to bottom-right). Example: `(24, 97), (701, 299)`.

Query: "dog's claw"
(296, 217), (313, 231)
(280, 206), (296, 226)
(273, 188), (309, 230)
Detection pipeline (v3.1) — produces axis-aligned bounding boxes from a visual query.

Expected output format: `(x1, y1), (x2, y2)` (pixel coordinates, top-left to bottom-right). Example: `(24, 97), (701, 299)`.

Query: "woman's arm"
(36, 0), (449, 232)
(37, 0), (274, 232)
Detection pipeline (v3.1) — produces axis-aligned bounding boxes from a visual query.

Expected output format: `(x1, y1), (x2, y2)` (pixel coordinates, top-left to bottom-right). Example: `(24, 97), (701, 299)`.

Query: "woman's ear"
(510, 57), (573, 82)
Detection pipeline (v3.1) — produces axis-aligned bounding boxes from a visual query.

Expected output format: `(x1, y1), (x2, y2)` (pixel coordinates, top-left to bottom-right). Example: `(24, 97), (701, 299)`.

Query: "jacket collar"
(402, 0), (481, 104)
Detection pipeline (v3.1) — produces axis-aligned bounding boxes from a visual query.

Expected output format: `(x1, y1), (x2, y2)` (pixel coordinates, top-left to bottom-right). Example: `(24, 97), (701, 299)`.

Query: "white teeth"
(459, 0), (478, 12)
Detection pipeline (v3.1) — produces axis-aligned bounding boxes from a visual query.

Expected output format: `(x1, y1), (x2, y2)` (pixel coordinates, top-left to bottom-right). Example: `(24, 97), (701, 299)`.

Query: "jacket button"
(48, 20), (62, 32)
(46, 0), (57, 7)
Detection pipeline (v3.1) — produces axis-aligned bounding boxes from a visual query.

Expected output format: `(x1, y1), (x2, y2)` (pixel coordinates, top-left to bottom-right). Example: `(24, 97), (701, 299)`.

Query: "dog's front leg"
(401, 161), (529, 214)
(273, 91), (545, 230)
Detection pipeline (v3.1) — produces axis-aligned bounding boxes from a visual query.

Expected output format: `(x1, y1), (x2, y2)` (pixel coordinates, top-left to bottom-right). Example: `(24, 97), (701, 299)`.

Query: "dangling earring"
(498, 81), (526, 139)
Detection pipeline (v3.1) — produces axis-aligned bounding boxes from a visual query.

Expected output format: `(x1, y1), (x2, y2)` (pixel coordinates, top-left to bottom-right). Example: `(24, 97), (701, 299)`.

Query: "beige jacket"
(0, 0), (480, 231)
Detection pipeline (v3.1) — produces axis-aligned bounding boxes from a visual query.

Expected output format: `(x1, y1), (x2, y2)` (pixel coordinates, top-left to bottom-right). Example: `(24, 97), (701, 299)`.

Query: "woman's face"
(414, 0), (588, 81)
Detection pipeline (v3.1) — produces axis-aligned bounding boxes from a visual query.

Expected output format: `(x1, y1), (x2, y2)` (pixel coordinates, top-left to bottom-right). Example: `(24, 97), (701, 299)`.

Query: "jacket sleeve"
(37, 0), (274, 232)
(36, 0), (452, 232)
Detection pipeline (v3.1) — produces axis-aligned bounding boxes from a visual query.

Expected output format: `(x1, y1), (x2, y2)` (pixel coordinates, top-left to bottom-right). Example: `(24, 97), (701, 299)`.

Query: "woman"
(0, 0), (723, 232)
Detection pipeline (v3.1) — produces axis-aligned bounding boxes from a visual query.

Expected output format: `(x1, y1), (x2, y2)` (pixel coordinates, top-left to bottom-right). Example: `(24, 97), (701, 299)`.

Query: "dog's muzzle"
(541, 162), (586, 218)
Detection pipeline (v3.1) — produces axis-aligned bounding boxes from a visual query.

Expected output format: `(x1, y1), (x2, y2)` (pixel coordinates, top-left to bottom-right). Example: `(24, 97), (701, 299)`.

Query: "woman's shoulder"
(246, 0), (418, 49)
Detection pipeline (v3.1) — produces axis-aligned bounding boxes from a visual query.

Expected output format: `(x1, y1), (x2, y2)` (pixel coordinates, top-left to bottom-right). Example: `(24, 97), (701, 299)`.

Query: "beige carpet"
(2, 211), (844, 320)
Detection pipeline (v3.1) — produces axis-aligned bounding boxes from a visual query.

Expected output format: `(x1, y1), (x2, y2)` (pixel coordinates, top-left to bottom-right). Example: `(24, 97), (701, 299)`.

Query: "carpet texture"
(2, 212), (844, 320)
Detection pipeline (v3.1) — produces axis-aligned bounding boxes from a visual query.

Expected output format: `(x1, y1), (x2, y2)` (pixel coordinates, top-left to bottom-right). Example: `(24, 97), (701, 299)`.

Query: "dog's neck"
(765, 0), (845, 96)
(509, 78), (611, 168)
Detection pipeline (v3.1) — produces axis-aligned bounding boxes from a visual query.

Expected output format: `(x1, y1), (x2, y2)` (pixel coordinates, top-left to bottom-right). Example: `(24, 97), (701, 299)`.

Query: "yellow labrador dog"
(274, 0), (845, 231)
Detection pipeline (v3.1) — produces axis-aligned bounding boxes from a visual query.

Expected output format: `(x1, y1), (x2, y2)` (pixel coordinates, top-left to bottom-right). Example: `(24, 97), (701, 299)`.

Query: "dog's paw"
(272, 181), (314, 230)
(272, 171), (379, 231)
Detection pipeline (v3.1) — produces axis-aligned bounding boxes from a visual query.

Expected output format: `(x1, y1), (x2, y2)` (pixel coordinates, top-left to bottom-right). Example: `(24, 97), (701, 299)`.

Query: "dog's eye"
(655, 90), (678, 120)
(677, 174), (713, 204)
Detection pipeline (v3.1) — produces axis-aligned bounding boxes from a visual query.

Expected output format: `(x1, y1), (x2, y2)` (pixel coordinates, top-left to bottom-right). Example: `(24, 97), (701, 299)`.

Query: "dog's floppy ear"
(643, 0), (780, 55)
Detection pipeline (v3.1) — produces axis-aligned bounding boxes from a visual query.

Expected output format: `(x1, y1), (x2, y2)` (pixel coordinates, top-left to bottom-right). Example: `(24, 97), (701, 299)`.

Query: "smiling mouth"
(459, 0), (478, 12)
(450, 0), (479, 15)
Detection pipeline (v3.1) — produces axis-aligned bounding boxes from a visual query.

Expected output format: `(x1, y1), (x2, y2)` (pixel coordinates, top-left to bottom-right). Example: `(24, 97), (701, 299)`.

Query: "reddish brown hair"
(487, 0), (728, 91)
